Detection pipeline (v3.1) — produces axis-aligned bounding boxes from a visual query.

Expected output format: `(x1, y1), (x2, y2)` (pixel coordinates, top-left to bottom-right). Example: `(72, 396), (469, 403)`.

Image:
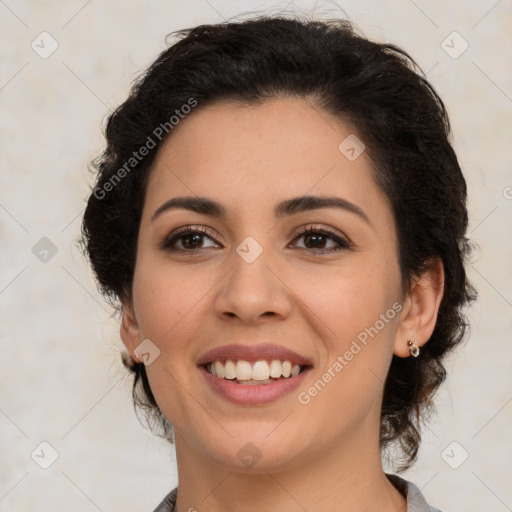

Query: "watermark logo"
(237, 442), (262, 468)
(31, 441), (59, 469)
(31, 31), (59, 59)
(441, 441), (469, 469)
(236, 236), (263, 264)
(338, 134), (366, 161)
(441, 31), (469, 59)
(134, 338), (161, 366)
(32, 237), (58, 263)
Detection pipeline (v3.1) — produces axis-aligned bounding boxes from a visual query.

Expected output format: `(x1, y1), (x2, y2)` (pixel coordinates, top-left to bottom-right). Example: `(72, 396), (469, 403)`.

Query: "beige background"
(1, 0), (511, 510)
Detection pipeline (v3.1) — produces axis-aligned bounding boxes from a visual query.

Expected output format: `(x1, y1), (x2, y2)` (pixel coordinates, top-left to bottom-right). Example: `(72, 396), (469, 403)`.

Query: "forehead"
(143, 96), (390, 224)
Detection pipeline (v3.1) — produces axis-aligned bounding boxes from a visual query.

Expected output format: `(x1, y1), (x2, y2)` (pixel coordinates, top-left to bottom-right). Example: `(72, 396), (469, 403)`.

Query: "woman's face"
(122, 96), (408, 471)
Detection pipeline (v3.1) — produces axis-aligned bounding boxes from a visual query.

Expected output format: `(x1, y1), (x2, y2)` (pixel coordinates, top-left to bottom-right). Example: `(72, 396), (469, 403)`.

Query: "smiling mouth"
(203, 359), (309, 385)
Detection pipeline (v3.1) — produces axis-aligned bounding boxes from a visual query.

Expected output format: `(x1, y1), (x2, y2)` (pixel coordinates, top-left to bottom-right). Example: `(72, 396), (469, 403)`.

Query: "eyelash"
(159, 224), (352, 254)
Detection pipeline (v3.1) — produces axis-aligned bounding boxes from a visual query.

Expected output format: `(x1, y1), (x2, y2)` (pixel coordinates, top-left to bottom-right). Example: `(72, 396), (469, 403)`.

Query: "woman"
(81, 15), (475, 512)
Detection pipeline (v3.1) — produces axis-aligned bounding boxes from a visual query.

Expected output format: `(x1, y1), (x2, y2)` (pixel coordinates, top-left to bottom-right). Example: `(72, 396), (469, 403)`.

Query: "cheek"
(295, 267), (400, 407)
(131, 261), (205, 350)
(286, 265), (401, 446)
(294, 262), (400, 396)
(293, 260), (399, 345)
(131, 263), (214, 427)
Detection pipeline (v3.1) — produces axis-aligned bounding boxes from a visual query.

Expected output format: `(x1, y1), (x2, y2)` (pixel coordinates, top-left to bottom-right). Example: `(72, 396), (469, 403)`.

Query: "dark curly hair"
(80, 14), (476, 472)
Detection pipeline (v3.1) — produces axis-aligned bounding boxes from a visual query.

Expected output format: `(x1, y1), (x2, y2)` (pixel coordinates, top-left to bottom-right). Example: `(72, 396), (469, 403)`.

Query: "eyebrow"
(151, 195), (371, 226)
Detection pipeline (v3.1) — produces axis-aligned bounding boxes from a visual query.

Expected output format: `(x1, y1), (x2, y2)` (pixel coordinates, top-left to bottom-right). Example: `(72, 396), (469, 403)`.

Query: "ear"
(120, 299), (142, 361)
(394, 258), (445, 358)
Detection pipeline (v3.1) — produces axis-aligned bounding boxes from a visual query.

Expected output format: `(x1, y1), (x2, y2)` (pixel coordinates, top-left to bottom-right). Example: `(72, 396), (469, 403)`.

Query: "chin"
(203, 429), (309, 473)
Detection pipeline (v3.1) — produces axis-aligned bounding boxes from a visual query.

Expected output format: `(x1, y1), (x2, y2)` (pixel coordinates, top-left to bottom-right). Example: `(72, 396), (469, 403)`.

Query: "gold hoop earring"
(407, 340), (420, 358)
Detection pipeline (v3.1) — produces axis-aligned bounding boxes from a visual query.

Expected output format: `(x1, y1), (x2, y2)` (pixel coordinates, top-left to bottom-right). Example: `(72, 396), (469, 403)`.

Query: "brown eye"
(291, 226), (351, 254)
(159, 226), (220, 252)
(180, 232), (206, 249)
(303, 232), (328, 249)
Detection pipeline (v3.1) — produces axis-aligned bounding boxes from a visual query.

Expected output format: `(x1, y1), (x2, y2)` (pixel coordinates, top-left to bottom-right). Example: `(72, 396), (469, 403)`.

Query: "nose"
(213, 245), (292, 325)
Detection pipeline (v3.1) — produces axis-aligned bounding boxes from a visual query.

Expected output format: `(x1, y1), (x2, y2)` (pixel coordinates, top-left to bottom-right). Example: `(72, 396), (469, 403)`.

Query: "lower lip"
(198, 365), (311, 405)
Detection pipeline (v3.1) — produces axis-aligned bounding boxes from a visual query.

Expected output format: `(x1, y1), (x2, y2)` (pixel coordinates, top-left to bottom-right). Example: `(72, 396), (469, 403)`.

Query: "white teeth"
(214, 360), (225, 378)
(224, 360), (237, 379)
(238, 378), (274, 385)
(236, 360), (252, 380)
(252, 361), (270, 381)
(206, 359), (305, 381)
(269, 359), (282, 378)
(282, 361), (292, 378)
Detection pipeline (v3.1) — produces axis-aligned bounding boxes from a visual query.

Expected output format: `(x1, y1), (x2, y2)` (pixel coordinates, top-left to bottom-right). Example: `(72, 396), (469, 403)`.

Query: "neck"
(172, 429), (406, 512)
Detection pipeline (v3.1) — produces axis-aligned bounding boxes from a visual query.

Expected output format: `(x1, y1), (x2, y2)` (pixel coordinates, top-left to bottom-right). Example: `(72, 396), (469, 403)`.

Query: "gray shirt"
(152, 473), (443, 511)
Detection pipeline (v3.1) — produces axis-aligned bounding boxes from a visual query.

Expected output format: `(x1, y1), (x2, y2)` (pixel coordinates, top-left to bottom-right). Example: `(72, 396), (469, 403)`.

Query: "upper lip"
(197, 343), (313, 367)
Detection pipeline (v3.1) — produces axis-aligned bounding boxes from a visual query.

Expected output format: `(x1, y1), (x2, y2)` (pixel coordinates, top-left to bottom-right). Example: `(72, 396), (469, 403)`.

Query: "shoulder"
(152, 487), (177, 512)
(386, 473), (444, 512)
